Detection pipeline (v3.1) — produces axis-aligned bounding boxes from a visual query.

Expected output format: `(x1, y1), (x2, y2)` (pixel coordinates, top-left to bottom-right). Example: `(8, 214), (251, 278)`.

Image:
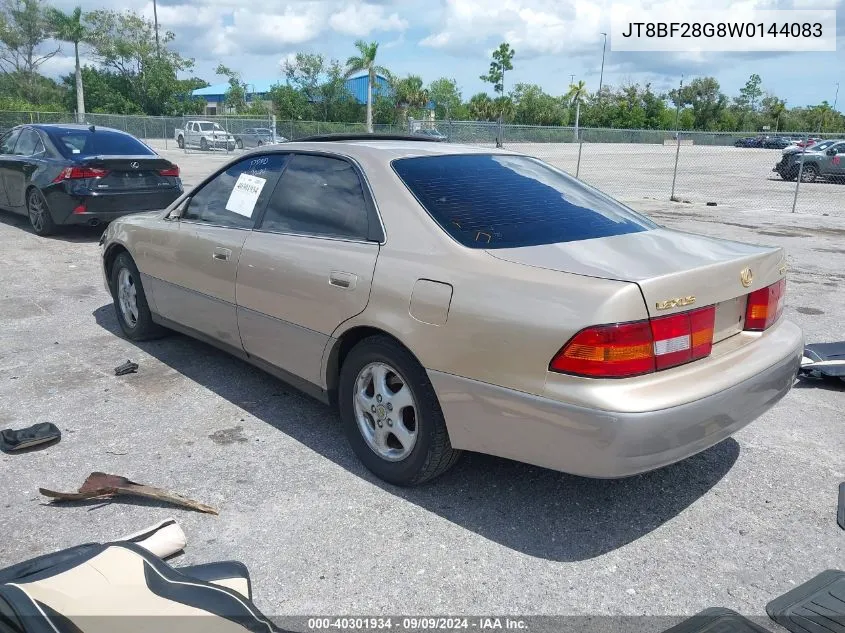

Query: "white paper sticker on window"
(225, 173), (267, 217)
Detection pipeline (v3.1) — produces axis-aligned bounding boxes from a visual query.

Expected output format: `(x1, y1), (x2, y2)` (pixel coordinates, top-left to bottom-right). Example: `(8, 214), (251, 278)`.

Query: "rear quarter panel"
(333, 155), (648, 397)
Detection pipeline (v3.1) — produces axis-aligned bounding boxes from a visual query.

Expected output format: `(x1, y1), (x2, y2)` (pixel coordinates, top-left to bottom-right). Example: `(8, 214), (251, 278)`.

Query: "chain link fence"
(1, 111), (842, 216)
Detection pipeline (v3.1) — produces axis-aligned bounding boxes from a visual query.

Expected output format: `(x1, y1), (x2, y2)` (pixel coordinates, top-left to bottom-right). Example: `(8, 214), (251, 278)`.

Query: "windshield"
(46, 128), (155, 158)
(392, 154), (656, 249)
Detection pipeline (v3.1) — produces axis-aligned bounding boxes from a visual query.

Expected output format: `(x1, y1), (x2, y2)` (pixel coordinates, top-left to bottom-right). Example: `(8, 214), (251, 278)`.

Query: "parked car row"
(175, 120), (288, 151)
(734, 135), (804, 149)
(773, 138), (845, 182)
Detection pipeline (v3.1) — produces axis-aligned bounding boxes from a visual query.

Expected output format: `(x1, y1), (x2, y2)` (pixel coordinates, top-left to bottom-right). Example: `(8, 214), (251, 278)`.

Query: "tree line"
(1, 0), (842, 133)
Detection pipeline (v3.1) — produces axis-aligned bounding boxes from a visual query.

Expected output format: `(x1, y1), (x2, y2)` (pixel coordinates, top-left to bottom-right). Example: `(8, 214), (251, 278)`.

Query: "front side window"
(182, 153), (289, 229)
(392, 154), (657, 249)
(260, 154), (370, 240)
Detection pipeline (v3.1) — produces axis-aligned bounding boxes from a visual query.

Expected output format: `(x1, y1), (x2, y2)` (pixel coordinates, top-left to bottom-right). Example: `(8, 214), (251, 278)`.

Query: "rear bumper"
(430, 319), (803, 478)
(48, 189), (182, 225)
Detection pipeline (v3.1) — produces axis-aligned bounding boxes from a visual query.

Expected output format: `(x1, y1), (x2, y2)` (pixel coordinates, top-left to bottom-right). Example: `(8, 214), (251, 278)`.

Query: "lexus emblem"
(740, 267), (753, 288)
(130, 161), (139, 169)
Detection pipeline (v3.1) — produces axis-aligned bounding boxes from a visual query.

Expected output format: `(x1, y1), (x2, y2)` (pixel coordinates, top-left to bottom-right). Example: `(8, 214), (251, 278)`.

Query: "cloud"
(328, 3), (409, 36)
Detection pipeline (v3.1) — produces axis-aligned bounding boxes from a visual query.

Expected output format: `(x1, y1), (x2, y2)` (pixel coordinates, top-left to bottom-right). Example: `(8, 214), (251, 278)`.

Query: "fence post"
(163, 117), (167, 150)
(142, 117), (147, 141)
(576, 132), (583, 178)
(670, 132), (682, 201)
(791, 134), (810, 214)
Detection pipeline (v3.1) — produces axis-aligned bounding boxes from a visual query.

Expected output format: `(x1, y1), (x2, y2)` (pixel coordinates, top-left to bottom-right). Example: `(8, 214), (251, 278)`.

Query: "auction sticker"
(226, 173), (266, 217)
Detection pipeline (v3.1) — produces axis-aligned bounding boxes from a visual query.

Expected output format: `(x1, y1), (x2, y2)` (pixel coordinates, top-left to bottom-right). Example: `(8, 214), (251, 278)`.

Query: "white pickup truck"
(175, 120), (236, 151)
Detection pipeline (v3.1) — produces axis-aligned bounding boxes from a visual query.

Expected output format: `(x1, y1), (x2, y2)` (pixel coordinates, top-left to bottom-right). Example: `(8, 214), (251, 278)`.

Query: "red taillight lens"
(550, 305), (716, 378)
(549, 321), (655, 378)
(159, 165), (179, 177)
(744, 279), (786, 331)
(52, 166), (110, 182)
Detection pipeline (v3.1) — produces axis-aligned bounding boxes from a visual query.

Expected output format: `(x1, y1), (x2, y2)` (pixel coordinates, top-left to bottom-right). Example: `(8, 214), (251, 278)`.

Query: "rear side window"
(13, 129), (44, 156)
(392, 154), (656, 249)
(260, 154), (369, 240)
(46, 129), (155, 158)
(0, 128), (21, 154)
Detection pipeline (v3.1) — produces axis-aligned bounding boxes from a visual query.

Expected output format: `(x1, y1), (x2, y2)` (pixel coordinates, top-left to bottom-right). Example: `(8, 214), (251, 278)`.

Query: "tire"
(109, 252), (167, 341)
(200, 137), (208, 151)
(177, 135), (184, 149)
(338, 335), (461, 486)
(236, 139), (243, 149)
(799, 164), (818, 183)
(27, 188), (57, 236)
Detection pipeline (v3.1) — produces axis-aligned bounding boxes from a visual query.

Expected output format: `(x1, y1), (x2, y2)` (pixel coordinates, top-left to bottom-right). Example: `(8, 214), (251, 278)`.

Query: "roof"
(192, 80), (279, 97)
(28, 123), (126, 134)
(190, 74), (393, 106)
(258, 139), (513, 163)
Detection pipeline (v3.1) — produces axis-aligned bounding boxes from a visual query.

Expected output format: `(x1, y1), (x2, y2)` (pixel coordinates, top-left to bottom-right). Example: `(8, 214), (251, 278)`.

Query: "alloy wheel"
(353, 362), (418, 462)
(117, 267), (139, 328)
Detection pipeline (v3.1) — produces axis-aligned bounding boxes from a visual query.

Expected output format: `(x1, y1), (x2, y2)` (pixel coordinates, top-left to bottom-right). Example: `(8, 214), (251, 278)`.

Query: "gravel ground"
(0, 144), (842, 630)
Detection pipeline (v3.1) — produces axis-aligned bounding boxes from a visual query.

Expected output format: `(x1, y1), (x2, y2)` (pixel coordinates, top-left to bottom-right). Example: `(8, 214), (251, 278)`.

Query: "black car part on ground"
(0, 542), (287, 633)
(798, 341), (845, 382)
(0, 423), (60, 453)
(660, 608), (771, 633)
(765, 569), (845, 633)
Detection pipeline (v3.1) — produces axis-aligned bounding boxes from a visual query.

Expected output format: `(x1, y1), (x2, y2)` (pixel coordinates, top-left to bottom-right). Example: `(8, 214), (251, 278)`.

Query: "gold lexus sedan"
(100, 135), (804, 486)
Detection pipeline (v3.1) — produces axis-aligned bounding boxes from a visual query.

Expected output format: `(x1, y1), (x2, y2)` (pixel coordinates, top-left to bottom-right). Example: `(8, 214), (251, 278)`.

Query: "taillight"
(744, 279), (786, 331)
(550, 321), (654, 378)
(550, 305), (716, 378)
(52, 166), (110, 182)
(159, 165), (179, 177)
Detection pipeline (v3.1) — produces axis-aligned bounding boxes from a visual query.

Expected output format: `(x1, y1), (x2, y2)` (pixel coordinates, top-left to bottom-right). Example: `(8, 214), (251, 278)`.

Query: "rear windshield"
(392, 154), (656, 249)
(47, 129), (155, 158)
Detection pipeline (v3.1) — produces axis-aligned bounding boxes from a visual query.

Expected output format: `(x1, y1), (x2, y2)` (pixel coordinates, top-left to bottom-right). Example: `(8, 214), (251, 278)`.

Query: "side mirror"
(168, 197), (190, 219)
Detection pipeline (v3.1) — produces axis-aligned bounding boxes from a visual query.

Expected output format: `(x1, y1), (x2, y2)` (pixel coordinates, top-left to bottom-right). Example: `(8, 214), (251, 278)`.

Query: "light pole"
(598, 32), (607, 96)
(834, 82), (840, 114)
(153, 0), (160, 58)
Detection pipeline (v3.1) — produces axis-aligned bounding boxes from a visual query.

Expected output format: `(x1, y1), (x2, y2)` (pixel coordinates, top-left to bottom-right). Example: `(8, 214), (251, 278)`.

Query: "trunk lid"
(80, 155), (179, 191)
(487, 228), (786, 342)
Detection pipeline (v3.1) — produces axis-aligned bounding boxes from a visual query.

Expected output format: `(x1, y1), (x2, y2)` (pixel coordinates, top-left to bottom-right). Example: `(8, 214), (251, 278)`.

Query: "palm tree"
(566, 80), (587, 140)
(49, 6), (88, 123)
(769, 99), (786, 132)
(396, 75), (429, 123)
(344, 40), (390, 133)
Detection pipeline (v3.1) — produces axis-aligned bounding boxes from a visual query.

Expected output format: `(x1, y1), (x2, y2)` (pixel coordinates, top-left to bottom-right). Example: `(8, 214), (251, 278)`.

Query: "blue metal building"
(192, 73), (391, 115)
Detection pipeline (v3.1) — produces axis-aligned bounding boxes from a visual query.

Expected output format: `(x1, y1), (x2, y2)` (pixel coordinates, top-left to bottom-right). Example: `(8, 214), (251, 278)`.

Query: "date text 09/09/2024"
(620, 22), (823, 38)
(306, 618), (529, 630)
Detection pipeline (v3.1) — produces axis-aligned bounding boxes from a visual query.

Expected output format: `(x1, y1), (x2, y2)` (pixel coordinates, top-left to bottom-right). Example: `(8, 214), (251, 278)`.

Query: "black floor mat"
(766, 570), (845, 633)
(661, 608), (772, 633)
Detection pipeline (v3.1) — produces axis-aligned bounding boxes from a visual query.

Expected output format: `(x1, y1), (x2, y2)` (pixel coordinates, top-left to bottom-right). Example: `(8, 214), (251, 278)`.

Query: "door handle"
(212, 247), (232, 261)
(329, 271), (357, 290)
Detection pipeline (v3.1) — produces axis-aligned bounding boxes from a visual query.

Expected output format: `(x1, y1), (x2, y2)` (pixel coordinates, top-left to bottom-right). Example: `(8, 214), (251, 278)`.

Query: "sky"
(42, 0), (845, 109)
